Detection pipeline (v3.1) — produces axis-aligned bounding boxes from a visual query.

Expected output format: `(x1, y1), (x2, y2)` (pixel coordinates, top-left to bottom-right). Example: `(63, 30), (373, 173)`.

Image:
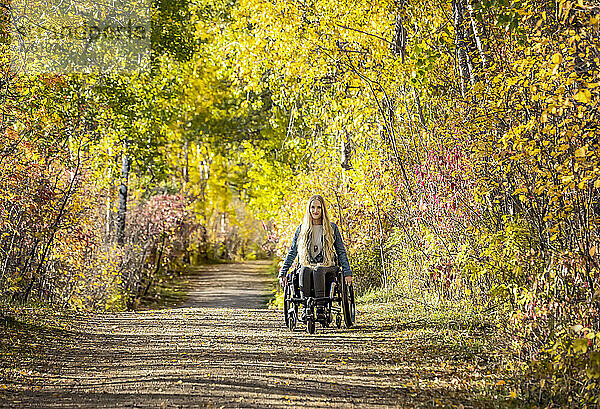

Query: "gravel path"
(1, 261), (499, 408)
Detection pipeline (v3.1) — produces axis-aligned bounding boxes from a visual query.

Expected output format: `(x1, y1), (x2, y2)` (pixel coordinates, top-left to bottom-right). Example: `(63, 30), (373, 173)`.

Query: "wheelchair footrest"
(289, 296), (342, 303)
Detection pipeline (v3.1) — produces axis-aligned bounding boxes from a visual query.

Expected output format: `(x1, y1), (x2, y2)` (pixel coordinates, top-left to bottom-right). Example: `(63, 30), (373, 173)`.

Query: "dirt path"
(1, 261), (502, 408)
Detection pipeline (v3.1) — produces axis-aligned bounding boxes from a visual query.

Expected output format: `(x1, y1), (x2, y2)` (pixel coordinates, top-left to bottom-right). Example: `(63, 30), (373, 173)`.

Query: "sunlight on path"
(2, 262), (496, 408)
(180, 261), (271, 309)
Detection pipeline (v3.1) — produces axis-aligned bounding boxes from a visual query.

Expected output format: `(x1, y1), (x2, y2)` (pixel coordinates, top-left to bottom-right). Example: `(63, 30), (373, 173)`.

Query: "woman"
(278, 195), (353, 314)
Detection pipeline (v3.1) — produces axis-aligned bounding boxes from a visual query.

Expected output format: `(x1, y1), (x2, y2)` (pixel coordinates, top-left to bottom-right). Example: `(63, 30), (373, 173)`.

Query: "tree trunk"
(116, 147), (130, 246)
(183, 140), (189, 183)
(105, 186), (112, 243)
(452, 0), (474, 97)
(0, 211), (21, 289)
(466, 2), (487, 69)
(374, 199), (388, 289)
(341, 131), (353, 170)
(391, 1), (407, 62)
(414, 89), (428, 129)
(22, 276), (36, 303)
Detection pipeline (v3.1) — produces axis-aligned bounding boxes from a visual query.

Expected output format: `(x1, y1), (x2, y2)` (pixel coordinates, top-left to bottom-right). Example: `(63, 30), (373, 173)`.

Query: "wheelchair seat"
(287, 264), (338, 298)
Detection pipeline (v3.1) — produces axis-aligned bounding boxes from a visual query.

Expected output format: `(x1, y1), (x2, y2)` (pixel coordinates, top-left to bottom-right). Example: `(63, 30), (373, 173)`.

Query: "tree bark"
(374, 199), (388, 289)
(414, 89), (428, 130)
(183, 140), (189, 183)
(341, 131), (353, 170)
(466, 2), (487, 69)
(391, 1), (407, 62)
(0, 210), (20, 289)
(452, 0), (473, 97)
(105, 192), (112, 242)
(116, 143), (130, 246)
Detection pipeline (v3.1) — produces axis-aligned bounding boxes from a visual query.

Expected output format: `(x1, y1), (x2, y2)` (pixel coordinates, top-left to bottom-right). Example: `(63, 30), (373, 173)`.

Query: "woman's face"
(309, 199), (323, 222)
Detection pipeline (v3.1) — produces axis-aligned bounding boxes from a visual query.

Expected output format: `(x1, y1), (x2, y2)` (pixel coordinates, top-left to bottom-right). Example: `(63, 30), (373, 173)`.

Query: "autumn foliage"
(229, 0), (600, 405)
(1, 0), (600, 406)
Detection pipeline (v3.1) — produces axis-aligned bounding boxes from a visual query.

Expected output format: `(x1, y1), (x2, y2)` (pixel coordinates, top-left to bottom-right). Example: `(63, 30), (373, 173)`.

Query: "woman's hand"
(279, 276), (287, 287)
(345, 275), (352, 285)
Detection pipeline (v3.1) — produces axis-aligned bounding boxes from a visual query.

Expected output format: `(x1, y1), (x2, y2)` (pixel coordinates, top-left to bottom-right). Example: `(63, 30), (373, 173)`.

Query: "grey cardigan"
(278, 222), (353, 278)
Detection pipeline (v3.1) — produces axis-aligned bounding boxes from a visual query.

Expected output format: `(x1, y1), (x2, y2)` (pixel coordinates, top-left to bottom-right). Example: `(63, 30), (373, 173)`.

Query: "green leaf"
(572, 338), (588, 353)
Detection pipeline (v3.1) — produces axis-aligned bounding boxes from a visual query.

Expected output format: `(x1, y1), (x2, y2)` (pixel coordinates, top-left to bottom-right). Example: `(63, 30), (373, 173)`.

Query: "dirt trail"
(1, 261), (499, 408)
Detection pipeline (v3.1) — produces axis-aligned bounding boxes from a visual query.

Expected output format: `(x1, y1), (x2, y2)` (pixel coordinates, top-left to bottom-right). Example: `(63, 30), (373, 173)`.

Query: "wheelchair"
(283, 264), (356, 334)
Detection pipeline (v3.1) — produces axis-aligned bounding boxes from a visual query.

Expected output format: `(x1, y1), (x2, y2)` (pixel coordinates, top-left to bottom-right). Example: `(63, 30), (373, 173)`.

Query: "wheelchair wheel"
(341, 280), (355, 328)
(305, 300), (316, 334)
(307, 318), (315, 334)
(283, 284), (297, 331)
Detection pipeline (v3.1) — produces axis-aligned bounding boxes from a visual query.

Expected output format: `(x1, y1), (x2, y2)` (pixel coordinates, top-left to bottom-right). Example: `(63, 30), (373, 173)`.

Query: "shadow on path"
(180, 261), (272, 309)
(1, 261), (499, 409)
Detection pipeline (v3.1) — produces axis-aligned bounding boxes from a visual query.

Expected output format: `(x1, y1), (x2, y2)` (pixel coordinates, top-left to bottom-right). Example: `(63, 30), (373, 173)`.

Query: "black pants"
(299, 265), (339, 304)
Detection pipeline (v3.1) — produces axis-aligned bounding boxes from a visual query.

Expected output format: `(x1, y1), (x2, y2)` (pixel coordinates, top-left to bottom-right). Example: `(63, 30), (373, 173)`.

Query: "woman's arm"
(332, 223), (353, 277)
(278, 224), (302, 278)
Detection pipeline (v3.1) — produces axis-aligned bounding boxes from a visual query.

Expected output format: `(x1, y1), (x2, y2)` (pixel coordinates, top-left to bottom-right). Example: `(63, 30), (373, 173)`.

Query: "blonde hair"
(297, 195), (336, 266)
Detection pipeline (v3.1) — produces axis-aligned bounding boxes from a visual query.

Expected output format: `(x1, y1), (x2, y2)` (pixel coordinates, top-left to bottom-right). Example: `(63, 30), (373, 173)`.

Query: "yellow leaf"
(575, 147), (586, 157)
(595, 179), (600, 188)
(509, 390), (517, 399)
(591, 245), (597, 257)
(574, 89), (592, 103)
(552, 53), (562, 64)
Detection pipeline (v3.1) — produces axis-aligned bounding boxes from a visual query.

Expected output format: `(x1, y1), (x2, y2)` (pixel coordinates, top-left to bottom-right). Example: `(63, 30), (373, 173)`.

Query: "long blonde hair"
(297, 195), (336, 266)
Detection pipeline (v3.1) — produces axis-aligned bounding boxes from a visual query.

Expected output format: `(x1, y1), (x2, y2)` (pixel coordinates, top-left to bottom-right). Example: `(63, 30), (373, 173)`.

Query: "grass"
(135, 272), (191, 310)
(264, 260), (284, 309)
(0, 298), (77, 331)
(354, 286), (541, 408)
